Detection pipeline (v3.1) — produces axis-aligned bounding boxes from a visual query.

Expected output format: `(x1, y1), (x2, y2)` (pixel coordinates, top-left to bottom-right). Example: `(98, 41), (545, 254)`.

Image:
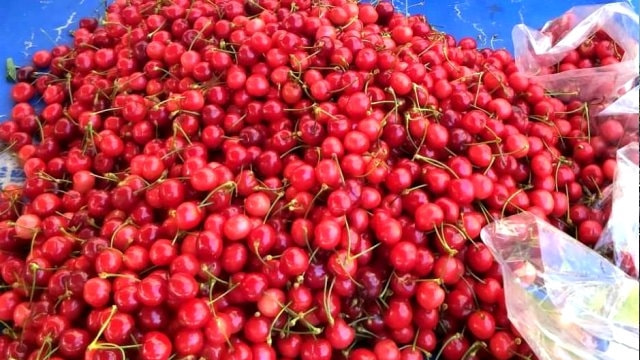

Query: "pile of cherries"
(540, 8), (627, 73)
(0, 0), (634, 359)
(544, 29), (626, 74)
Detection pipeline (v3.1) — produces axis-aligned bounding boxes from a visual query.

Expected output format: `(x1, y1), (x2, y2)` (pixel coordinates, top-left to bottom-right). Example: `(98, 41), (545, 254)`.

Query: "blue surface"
(0, 0), (638, 120)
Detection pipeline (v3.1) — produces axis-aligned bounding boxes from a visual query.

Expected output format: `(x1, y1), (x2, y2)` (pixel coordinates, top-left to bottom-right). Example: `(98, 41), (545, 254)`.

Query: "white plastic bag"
(597, 84), (640, 118)
(0, 150), (25, 188)
(512, 2), (639, 102)
(591, 84), (640, 137)
(595, 142), (639, 277)
(481, 212), (639, 360)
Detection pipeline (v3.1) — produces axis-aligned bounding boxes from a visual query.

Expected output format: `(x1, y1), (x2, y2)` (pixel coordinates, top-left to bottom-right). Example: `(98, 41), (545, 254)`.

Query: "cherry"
(489, 331), (517, 360)
(104, 312), (135, 345)
(168, 272), (198, 301)
(313, 219), (342, 250)
(174, 328), (204, 357)
(224, 214), (252, 241)
(577, 220), (603, 245)
(440, 334), (470, 360)
(178, 298), (211, 329)
(141, 331), (172, 360)
(175, 201), (204, 230)
(83, 278), (112, 308)
(445, 289), (475, 319)
(433, 256), (464, 285)
(0, 291), (21, 321)
(465, 244), (494, 273)
(58, 329), (90, 358)
(415, 203), (444, 231)
(384, 298), (413, 329)
(373, 339), (400, 360)
(467, 310), (496, 340)
(389, 241), (418, 273)
(137, 275), (168, 307)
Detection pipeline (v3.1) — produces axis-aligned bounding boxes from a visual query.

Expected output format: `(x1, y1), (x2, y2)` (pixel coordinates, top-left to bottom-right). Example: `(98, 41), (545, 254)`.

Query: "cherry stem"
(304, 184), (329, 219)
(109, 219), (132, 248)
(199, 181), (236, 208)
(500, 186), (532, 218)
(172, 122), (193, 145)
(28, 263), (44, 304)
(545, 90), (579, 97)
(456, 216), (476, 245)
(354, 326), (379, 339)
(462, 341), (487, 360)
(266, 301), (291, 345)
(200, 265), (228, 285)
(37, 171), (71, 184)
(414, 277), (443, 284)
(434, 223), (458, 256)
(188, 20), (212, 51)
(414, 154), (459, 179)
(404, 112), (420, 151)
(377, 271), (395, 307)
(263, 191), (285, 223)
(207, 282), (239, 306)
(279, 144), (308, 159)
(0, 141), (17, 156)
(88, 305), (118, 349)
(349, 242), (381, 261)
(331, 154), (346, 185)
(400, 342), (433, 358)
(41, 342), (59, 360)
(434, 333), (464, 360)
(461, 276), (481, 308)
(283, 305), (322, 335)
(323, 276), (336, 326)
(564, 185), (572, 223)
(370, 100), (397, 105)
(93, 172), (120, 182)
(98, 272), (139, 281)
(343, 215), (353, 257)
(467, 269), (485, 284)
(0, 320), (17, 339)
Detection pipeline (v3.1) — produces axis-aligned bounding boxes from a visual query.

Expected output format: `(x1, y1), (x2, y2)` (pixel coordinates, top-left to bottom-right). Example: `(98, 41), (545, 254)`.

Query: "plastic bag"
(594, 142), (639, 277)
(597, 84), (640, 118)
(0, 150), (25, 188)
(512, 2), (639, 102)
(590, 84), (640, 138)
(481, 212), (639, 360)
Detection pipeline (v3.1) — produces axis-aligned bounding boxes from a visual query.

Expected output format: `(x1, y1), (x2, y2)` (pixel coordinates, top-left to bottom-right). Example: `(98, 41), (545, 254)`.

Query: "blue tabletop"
(0, 0), (638, 120)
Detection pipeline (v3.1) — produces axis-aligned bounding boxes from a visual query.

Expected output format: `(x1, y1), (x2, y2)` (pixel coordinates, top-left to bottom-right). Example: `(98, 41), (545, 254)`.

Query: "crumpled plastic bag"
(597, 84), (640, 118)
(512, 2), (639, 102)
(593, 84), (640, 136)
(0, 150), (25, 188)
(481, 212), (639, 360)
(594, 142), (639, 277)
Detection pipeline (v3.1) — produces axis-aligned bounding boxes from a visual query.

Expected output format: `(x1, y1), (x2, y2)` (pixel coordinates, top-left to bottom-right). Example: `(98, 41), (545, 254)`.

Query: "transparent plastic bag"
(597, 84), (640, 118)
(594, 142), (639, 277)
(512, 2), (639, 102)
(481, 212), (639, 360)
(0, 150), (25, 188)
(590, 84), (640, 139)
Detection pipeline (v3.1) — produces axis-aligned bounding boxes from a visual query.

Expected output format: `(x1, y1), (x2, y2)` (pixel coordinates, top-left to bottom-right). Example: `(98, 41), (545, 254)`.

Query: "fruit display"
(0, 1), (637, 360)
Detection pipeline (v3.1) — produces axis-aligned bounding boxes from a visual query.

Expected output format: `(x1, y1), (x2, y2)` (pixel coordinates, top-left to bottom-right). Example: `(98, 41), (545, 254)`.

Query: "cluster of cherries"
(540, 9), (627, 68)
(541, 26), (626, 74)
(554, 30), (626, 71)
(0, 0), (634, 359)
